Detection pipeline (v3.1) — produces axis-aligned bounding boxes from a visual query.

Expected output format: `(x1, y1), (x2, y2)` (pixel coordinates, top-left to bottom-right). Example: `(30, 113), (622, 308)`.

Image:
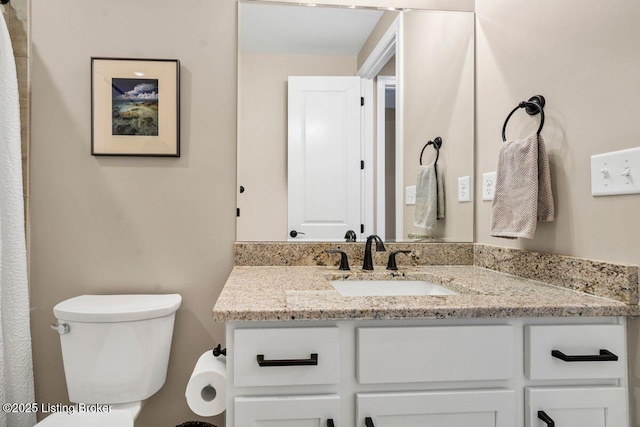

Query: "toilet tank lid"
(53, 294), (182, 323)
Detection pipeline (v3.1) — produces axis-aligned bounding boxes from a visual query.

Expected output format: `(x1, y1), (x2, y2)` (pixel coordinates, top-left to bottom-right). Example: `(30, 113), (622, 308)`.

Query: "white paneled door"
(288, 76), (362, 241)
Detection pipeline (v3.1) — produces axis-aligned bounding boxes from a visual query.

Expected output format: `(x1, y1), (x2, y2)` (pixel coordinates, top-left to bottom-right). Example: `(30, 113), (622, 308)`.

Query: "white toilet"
(38, 294), (182, 426)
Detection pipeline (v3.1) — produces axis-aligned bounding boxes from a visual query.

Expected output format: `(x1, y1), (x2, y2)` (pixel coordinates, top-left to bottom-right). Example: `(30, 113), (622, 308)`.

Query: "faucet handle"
(326, 250), (350, 271)
(386, 250), (412, 271)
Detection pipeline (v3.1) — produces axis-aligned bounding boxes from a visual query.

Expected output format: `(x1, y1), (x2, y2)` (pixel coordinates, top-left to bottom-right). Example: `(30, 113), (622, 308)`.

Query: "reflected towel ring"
(419, 137), (442, 166)
(502, 95), (545, 142)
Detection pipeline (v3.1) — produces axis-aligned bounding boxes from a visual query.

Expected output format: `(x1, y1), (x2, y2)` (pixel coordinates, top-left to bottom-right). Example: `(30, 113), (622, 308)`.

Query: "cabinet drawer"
(357, 325), (514, 384)
(525, 386), (627, 427)
(234, 327), (339, 387)
(525, 324), (625, 380)
(235, 394), (340, 427)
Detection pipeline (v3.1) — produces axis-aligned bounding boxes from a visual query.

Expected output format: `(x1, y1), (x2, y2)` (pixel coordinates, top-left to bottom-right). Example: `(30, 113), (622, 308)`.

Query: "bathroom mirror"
(237, 1), (474, 242)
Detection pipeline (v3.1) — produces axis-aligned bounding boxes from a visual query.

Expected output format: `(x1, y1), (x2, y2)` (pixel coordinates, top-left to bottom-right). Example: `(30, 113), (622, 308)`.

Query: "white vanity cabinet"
(225, 317), (629, 427)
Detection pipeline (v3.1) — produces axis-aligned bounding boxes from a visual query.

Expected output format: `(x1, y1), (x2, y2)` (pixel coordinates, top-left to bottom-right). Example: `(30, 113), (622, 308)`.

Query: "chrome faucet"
(362, 235), (386, 270)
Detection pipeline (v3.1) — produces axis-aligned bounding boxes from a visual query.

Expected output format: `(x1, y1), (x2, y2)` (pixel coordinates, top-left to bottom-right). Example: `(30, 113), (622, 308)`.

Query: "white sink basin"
(329, 280), (458, 297)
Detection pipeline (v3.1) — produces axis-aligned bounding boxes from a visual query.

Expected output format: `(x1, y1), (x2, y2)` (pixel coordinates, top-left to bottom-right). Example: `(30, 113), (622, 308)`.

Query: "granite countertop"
(212, 265), (639, 321)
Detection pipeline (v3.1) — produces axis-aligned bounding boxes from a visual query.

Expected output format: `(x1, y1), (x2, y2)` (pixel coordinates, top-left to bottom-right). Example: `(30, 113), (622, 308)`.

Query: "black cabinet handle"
(551, 349), (618, 362)
(538, 411), (555, 426)
(290, 230), (306, 238)
(365, 417), (375, 427)
(256, 353), (318, 367)
(327, 419), (335, 427)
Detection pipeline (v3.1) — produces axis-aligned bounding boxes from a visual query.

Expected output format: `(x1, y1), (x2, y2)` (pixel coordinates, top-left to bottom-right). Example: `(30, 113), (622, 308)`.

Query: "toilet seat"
(35, 409), (134, 426)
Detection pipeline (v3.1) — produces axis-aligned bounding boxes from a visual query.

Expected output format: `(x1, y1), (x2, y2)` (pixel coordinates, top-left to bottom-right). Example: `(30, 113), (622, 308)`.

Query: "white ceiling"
(241, 3), (384, 56)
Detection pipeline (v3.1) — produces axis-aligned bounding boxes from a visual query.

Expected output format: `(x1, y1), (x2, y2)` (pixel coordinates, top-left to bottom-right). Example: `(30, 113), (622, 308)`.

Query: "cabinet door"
(526, 387), (627, 427)
(235, 394), (339, 427)
(357, 389), (515, 427)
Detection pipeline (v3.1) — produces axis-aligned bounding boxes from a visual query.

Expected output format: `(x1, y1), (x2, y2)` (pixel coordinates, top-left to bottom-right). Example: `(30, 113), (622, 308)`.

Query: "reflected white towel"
(0, 11), (37, 427)
(490, 133), (554, 239)
(414, 162), (444, 229)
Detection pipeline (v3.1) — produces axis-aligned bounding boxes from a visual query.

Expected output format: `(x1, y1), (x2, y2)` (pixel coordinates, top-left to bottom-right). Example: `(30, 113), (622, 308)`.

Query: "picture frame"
(91, 57), (180, 157)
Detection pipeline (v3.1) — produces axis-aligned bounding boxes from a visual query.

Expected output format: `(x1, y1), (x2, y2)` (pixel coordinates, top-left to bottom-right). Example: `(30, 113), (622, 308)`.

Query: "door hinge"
(361, 97), (365, 106)
(361, 224), (365, 233)
(237, 208), (240, 217)
(361, 160), (365, 170)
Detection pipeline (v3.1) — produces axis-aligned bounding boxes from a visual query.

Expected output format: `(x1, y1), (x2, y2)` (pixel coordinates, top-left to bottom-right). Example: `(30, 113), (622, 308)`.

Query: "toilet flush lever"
(50, 323), (70, 335)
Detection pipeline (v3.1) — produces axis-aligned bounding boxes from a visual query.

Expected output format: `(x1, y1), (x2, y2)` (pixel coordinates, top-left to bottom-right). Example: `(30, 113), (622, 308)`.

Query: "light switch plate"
(482, 171), (497, 201)
(406, 185), (416, 205)
(458, 176), (472, 203)
(591, 147), (640, 196)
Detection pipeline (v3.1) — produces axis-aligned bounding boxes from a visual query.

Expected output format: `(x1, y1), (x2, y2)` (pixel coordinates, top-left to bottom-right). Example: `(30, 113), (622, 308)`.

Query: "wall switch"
(591, 147), (640, 196)
(405, 185), (416, 205)
(482, 171), (497, 201)
(458, 176), (472, 203)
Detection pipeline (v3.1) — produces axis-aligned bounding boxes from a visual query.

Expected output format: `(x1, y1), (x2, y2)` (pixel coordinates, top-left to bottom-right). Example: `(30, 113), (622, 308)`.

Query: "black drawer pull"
(256, 353), (318, 367)
(551, 349), (618, 362)
(327, 419), (335, 427)
(365, 417), (375, 427)
(538, 411), (555, 426)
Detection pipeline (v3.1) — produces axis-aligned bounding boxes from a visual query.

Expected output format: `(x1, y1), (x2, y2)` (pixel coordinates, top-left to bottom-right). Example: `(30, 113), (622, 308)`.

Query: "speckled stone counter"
(212, 265), (639, 322)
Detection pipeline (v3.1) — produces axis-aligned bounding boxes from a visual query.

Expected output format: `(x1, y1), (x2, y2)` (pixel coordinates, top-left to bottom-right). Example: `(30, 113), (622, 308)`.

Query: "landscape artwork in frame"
(91, 57), (180, 156)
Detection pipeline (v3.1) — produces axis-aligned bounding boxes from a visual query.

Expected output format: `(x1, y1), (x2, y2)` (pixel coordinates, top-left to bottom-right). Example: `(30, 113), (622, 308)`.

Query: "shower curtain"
(0, 9), (36, 427)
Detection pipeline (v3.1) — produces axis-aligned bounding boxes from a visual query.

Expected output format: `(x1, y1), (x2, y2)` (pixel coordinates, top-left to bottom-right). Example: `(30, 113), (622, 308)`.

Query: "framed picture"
(91, 57), (180, 157)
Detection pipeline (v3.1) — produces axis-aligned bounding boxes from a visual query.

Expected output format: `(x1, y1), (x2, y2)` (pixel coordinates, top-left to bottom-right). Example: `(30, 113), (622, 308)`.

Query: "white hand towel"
(0, 10), (37, 427)
(414, 162), (444, 229)
(490, 133), (554, 239)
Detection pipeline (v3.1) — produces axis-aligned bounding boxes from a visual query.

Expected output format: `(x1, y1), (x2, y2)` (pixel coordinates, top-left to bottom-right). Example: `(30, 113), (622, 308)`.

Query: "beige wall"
(379, 55), (396, 76)
(475, 0), (640, 423)
(402, 10), (475, 241)
(30, 0), (237, 426)
(237, 53), (356, 241)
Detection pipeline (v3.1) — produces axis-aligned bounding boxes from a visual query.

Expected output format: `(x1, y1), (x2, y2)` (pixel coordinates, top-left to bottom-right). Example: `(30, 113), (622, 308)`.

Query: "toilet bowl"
(37, 294), (181, 426)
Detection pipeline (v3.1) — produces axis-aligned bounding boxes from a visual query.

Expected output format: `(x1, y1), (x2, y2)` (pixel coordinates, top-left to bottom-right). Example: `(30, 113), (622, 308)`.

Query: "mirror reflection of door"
(288, 76), (362, 241)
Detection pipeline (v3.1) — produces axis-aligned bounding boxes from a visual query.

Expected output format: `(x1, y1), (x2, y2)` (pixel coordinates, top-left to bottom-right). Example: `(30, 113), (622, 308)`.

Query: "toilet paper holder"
(212, 344), (226, 357)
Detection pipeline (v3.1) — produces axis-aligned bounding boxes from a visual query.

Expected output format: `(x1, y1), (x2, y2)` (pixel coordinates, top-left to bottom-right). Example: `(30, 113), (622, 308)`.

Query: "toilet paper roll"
(186, 351), (227, 416)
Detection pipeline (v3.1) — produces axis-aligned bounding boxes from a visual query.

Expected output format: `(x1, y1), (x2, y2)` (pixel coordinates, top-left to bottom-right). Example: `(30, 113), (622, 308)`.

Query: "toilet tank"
(53, 294), (182, 404)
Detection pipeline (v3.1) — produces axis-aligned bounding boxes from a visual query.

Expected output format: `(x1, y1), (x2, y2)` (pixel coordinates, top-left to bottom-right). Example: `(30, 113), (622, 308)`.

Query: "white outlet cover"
(458, 176), (472, 203)
(406, 185), (416, 205)
(591, 147), (640, 196)
(482, 171), (497, 201)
